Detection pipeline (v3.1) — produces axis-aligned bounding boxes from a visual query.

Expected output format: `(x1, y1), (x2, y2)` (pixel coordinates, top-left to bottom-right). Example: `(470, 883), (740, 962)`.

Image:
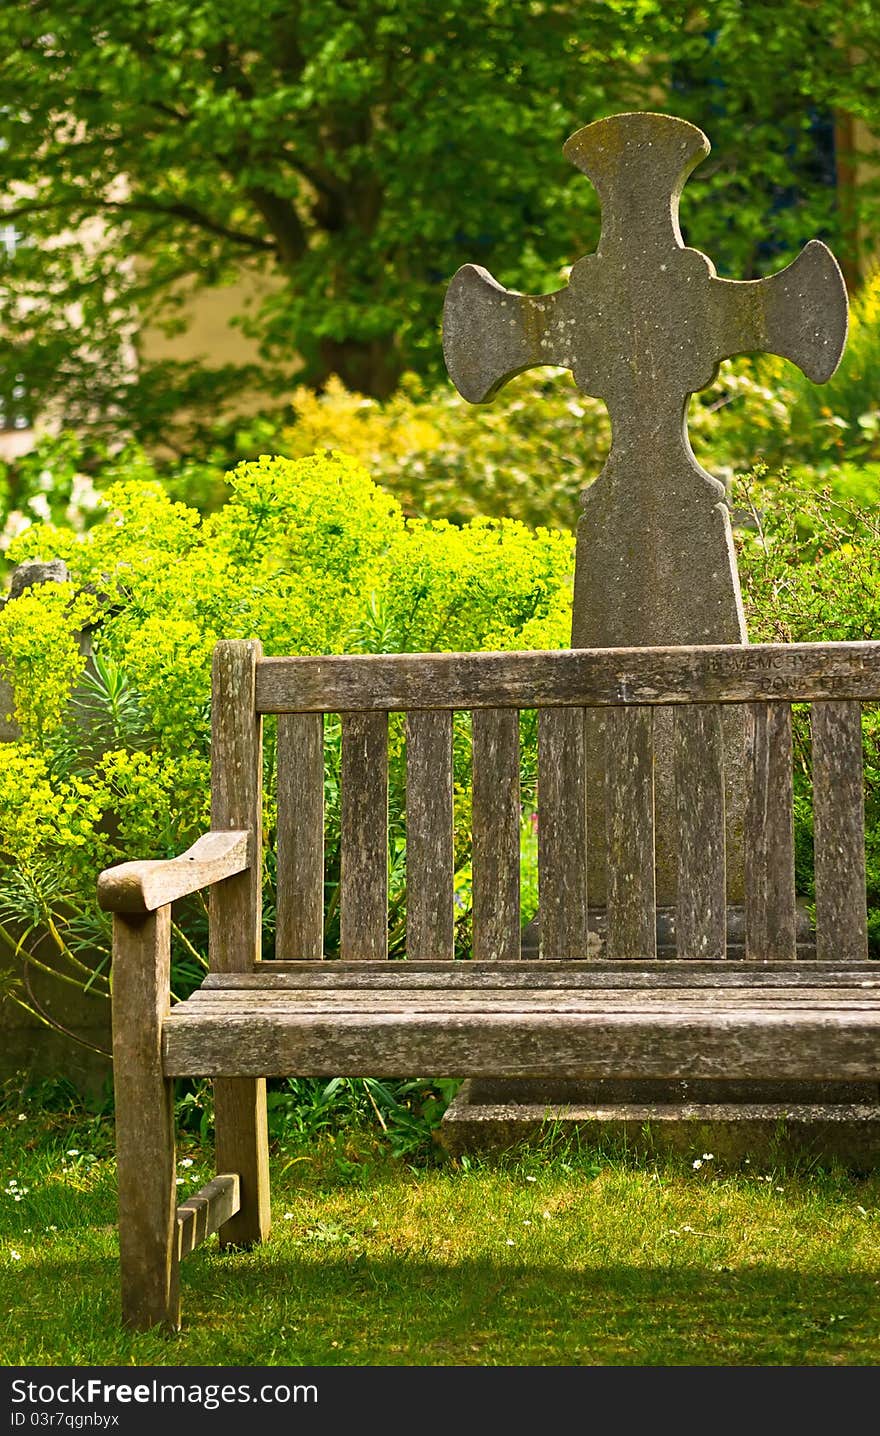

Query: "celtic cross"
(443, 111), (848, 649)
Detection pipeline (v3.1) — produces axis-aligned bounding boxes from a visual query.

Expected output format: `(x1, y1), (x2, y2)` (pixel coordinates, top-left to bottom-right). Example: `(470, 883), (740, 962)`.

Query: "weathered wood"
(674, 705), (726, 959)
(406, 710), (454, 960)
(745, 702), (797, 962)
(812, 701), (868, 963)
(201, 961), (880, 990)
(538, 707), (587, 959)
(275, 712), (324, 960)
(210, 641), (263, 974)
(113, 906), (179, 1330)
(255, 641), (880, 714)
(209, 640), (270, 1246)
(605, 707), (656, 960)
(340, 711), (388, 961)
(471, 709), (521, 961)
(177, 1174), (240, 1260)
(113, 626), (880, 1334)
(98, 831), (250, 915)
(214, 1078), (270, 1250)
(180, 988), (880, 1011)
(164, 1006), (880, 1081)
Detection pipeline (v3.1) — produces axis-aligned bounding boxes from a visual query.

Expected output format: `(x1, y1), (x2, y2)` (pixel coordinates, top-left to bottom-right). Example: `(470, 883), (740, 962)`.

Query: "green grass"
(2, 1104), (880, 1367)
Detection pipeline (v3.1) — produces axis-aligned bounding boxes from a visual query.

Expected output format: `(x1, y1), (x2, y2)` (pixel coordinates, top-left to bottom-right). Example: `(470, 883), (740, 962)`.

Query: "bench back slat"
(471, 709), (521, 961)
(340, 712), (388, 961)
(812, 700), (869, 962)
(745, 701), (797, 961)
(210, 640), (263, 973)
(674, 704), (727, 960)
(405, 710), (455, 960)
(605, 707), (657, 960)
(275, 712), (324, 960)
(537, 707), (588, 959)
(232, 642), (875, 966)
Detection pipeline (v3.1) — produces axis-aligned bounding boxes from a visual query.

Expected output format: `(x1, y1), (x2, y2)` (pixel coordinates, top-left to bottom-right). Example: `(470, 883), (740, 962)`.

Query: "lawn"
(2, 1100), (880, 1367)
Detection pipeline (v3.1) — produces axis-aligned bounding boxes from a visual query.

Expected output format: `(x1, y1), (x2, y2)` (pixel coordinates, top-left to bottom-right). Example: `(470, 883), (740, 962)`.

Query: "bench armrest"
(98, 830), (251, 914)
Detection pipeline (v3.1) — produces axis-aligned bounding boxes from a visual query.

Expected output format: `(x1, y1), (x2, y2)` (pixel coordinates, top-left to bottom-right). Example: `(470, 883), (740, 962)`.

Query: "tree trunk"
(317, 337), (403, 399)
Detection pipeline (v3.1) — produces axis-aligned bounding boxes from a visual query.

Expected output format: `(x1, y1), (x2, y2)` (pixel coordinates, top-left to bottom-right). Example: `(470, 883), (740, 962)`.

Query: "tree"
(0, 0), (878, 448)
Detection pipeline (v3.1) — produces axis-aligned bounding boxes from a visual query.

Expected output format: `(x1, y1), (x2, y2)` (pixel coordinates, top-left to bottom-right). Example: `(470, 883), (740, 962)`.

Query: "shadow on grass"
(5, 1252), (880, 1365)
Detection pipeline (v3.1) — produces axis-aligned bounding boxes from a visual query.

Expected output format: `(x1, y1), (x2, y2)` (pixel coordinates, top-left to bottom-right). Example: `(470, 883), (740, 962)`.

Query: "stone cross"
(443, 110), (848, 655)
(444, 110), (848, 913)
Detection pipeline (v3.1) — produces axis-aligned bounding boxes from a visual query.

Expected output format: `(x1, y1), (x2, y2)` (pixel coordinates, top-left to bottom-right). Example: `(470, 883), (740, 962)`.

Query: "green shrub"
(273, 272), (880, 529)
(6, 268), (880, 559)
(0, 452), (572, 1033)
(733, 470), (880, 952)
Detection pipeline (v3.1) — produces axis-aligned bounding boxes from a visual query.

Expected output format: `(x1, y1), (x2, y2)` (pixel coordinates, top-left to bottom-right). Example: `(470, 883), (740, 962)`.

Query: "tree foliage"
(1, 0), (879, 443)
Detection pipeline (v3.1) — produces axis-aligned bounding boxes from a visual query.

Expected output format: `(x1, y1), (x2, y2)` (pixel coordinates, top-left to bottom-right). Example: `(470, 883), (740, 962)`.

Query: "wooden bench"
(99, 637), (880, 1329)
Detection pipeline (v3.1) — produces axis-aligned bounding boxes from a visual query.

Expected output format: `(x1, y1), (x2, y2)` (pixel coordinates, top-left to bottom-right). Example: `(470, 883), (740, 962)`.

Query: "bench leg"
(214, 1077), (270, 1247)
(113, 909), (180, 1330)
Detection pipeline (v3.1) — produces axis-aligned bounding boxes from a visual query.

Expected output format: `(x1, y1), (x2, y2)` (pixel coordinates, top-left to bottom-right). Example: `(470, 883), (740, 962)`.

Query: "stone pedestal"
(440, 1083), (880, 1172)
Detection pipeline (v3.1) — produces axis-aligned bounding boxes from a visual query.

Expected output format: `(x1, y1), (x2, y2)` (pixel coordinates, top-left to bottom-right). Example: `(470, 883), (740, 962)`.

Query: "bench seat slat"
(179, 990), (880, 1011)
(812, 700), (868, 963)
(164, 1004), (880, 1080)
(201, 962), (880, 989)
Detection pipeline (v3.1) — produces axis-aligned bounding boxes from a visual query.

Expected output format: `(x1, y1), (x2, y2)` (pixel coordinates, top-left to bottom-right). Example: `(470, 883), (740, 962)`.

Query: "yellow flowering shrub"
(0, 585), (98, 742)
(281, 371), (610, 530)
(0, 451), (574, 1031)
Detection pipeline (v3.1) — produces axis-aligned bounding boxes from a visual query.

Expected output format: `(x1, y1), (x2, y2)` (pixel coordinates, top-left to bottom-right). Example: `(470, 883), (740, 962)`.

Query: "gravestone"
(440, 111), (868, 1156)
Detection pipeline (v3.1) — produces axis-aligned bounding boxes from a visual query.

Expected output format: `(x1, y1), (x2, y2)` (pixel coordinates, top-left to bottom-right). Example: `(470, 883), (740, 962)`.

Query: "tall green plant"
(0, 452), (573, 1042)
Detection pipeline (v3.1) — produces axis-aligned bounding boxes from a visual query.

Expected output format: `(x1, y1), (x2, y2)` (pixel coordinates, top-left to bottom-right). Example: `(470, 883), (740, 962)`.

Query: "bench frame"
(100, 637), (880, 1328)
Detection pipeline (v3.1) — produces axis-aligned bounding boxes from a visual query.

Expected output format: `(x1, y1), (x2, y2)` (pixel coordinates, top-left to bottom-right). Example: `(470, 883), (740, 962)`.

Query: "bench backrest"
(211, 639), (880, 970)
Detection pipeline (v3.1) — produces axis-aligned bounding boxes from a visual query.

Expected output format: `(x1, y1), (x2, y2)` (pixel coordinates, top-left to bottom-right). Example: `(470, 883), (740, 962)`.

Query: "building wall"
(138, 268), (280, 371)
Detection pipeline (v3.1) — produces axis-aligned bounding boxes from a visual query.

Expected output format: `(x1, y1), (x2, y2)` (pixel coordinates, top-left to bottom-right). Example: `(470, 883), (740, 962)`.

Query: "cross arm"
(708, 240), (848, 384)
(443, 264), (573, 403)
(98, 830), (251, 913)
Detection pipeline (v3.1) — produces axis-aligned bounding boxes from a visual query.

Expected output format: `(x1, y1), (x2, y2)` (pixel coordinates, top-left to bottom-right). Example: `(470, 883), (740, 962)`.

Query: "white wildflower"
(27, 493), (52, 521)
